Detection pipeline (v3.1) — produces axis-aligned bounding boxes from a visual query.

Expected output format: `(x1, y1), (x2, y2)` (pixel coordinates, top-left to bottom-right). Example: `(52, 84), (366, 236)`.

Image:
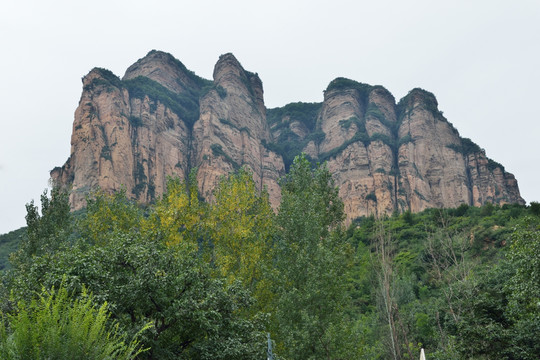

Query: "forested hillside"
(0, 227), (25, 270)
(0, 155), (538, 359)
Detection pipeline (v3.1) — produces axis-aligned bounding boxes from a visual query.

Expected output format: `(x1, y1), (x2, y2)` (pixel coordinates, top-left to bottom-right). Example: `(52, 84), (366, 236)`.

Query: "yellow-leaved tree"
(79, 188), (143, 245)
(142, 168), (276, 311)
(144, 171), (206, 251)
(208, 167), (276, 309)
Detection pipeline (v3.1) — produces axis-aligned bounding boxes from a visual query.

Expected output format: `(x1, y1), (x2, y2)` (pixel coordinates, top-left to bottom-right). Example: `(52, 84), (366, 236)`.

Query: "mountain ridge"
(51, 50), (524, 221)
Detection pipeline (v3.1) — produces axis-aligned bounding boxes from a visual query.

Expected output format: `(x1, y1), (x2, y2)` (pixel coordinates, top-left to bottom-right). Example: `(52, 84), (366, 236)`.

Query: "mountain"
(51, 51), (284, 210)
(51, 50), (524, 221)
(268, 78), (524, 219)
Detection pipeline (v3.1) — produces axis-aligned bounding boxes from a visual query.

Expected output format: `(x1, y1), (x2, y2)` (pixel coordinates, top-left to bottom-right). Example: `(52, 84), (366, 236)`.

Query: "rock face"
(268, 79), (525, 220)
(192, 53), (283, 208)
(52, 51), (525, 220)
(51, 51), (284, 209)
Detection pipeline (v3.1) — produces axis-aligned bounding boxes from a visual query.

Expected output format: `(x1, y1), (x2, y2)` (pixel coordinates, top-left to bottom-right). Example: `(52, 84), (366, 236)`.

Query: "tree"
(452, 217), (540, 360)
(272, 154), (359, 359)
(11, 187), (71, 267)
(425, 221), (476, 326)
(373, 222), (403, 360)
(148, 170), (276, 312)
(4, 187), (268, 359)
(505, 217), (540, 359)
(145, 174), (205, 250)
(5, 187), (73, 305)
(60, 232), (267, 359)
(529, 201), (540, 216)
(79, 188), (143, 246)
(507, 217), (540, 311)
(208, 167), (275, 307)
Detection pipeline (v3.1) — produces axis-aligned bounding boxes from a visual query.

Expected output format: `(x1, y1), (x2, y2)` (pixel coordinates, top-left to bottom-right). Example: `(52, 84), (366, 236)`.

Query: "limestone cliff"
(52, 51), (524, 219)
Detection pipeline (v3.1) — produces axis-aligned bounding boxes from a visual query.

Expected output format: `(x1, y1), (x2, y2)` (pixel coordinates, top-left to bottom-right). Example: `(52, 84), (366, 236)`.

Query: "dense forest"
(0, 154), (538, 359)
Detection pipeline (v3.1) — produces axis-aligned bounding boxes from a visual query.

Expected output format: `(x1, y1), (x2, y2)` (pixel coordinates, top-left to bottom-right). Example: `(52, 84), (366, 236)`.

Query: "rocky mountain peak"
(368, 86), (396, 109)
(81, 67), (122, 91)
(324, 77), (373, 98)
(213, 53), (263, 104)
(52, 51), (524, 221)
(192, 52), (283, 207)
(123, 50), (207, 94)
(213, 53), (243, 83)
(83, 67), (111, 84)
(399, 88), (440, 113)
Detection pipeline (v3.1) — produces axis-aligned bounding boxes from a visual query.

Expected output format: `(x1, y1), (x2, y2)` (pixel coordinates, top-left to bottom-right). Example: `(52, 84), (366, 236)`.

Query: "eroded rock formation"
(52, 51), (524, 220)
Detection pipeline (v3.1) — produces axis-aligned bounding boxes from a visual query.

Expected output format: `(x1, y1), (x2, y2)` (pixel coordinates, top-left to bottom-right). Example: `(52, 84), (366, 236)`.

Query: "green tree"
(453, 217), (540, 360)
(65, 232), (267, 360)
(11, 187), (71, 267)
(505, 217), (540, 359)
(147, 171), (276, 313)
(272, 154), (359, 359)
(454, 263), (514, 359)
(507, 217), (540, 311)
(5, 187), (73, 305)
(529, 201), (540, 216)
(145, 172), (206, 249)
(4, 188), (267, 359)
(79, 188), (143, 246)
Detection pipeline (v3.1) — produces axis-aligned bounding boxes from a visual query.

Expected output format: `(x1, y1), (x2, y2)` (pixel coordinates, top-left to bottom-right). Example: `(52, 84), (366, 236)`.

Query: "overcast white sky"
(1, 0), (539, 234)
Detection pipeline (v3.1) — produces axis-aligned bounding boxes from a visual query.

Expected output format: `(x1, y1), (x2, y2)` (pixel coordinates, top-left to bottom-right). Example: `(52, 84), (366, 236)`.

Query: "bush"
(365, 192), (377, 202)
(100, 146), (112, 161)
(530, 202), (540, 216)
(370, 132), (395, 148)
(216, 85), (227, 99)
(0, 227), (25, 271)
(211, 144), (239, 169)
(0, 283), (147, 360)
(128, 115), (142, 128)
(487, 158), (505, 172)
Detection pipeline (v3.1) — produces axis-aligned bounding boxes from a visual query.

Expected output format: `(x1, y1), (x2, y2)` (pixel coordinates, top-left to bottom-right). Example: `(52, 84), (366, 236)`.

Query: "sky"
(0, 0), (539, 234)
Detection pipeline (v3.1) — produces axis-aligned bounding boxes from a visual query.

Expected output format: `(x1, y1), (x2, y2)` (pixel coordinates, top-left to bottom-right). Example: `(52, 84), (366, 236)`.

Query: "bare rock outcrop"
(192, 53), (284, 207)
(52, 51), (284, 209)
(270, 79), (524, 222)
(51, 60), (195, 209)
(52, 52), (524, 220)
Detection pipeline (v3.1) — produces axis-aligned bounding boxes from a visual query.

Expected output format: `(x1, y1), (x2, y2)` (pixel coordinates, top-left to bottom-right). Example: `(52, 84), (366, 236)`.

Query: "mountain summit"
(51, 51), (524, 220)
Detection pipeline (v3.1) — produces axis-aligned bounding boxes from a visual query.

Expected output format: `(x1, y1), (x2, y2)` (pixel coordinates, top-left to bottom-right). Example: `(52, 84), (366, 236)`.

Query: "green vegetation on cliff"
(266, 102), (323, 170)
(324, 77), (374, 98)
(267, 102), (322, 132)
(124, 76), (202, 128)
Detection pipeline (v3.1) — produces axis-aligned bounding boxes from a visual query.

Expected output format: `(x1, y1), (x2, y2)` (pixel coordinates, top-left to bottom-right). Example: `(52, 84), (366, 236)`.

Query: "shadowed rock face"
(52, 51), (524, 220)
